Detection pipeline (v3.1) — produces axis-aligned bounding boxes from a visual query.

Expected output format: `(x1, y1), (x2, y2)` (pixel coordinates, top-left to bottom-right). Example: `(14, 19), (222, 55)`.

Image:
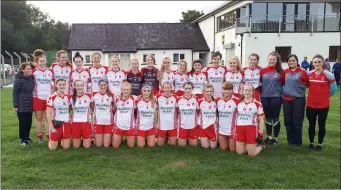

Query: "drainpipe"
(240, 33), (244, 67)
(213, 15), (216, 53)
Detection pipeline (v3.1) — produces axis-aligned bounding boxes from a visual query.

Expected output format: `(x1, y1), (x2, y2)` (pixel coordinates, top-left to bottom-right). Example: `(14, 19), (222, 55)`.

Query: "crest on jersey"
(63, 102), (66, 105)
(115, 75), (117, 78)
(249, 108), (252, 111)
(96, 72), (99, 75)
(121, 103), (125, 106)
(127, 101), (129, 104)
(209, 106), (212, 109)
(79, 101), (82, 104)
(228, 105), (231, 108)
(220, 72), (222, 74)
(83, 75), (86, 78)
(101, 71), (104, 74)
(215, 72), (218, 75)
(186, 103), (190, 106)
(192, 102), (194, 105)
(243, 108), (246, 111)
(296, 73), (300, 78)
(171, 101), (173, 104)
(181, 78), (184, 81)
(166, 102), (169, 105)
(61, 71), (64, 74)
(106, 98), (109, 102)
(66, 70), (68, 73)
(119, 75), (121, 78)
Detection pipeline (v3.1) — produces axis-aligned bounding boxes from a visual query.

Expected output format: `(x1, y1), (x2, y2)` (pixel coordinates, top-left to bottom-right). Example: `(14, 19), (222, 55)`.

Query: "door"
(120, 54), (130, 70)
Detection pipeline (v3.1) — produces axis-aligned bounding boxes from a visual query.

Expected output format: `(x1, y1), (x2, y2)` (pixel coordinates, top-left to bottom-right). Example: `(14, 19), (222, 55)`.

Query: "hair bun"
(75, 52), (81, 56)
(33, 49), (44, 57)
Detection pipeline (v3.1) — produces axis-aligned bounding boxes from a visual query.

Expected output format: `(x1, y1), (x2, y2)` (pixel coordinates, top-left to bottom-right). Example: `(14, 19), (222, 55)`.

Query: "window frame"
(217, 10), (237, 31)
(173, 53), (185, 64)
(329, 46), (341, 62)
(275, 46), (292, 62)
(142, 54), (156, 65)
(85, 55), (91, 64)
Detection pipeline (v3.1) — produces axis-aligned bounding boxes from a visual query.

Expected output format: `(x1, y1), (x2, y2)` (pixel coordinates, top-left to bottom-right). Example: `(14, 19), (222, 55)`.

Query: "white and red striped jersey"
(217, 97), (239, 135)
(114, 96), (135, 130)
(243, 67), (261, 88)
(107, 70), (127, 95)
(187, 72), (206, 95)
(70, 69), (91, 93)
(51, 63), (72, 94)
(176, 97), (198, 129)
(157, 94), (177, 130)
(91, 92), (114, 125)
(46, 92), (70, 122)
(225, 70), (244, 95)
(69, 93), (92, 122)
(174, 72), (188, 93)
(236, 100), (264, 127)
(202, 65), (227, 98)
(32, 68), (54, 100)
(160, 71), (175, 90)
(198, 99), (217, 129)
(135, 99), (156, 131)
(88, 66), (108, 92)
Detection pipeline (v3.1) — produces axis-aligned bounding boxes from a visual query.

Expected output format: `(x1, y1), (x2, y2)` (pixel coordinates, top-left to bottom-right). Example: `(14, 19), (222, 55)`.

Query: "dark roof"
(68, 23), (210, 53)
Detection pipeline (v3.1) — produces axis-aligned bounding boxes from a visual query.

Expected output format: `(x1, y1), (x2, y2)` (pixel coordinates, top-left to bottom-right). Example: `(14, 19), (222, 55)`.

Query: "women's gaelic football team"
(12, 49), (337, 156)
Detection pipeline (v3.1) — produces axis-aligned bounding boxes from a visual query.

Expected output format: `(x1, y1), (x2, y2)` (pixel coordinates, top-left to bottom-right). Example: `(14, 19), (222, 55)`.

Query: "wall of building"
(243, 32), (341, 68)
(198, 16), (215, 56)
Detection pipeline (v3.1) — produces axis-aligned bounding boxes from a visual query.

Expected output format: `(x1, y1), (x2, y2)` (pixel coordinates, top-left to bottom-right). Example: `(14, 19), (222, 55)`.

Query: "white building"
(194, 0), (341, 68)
(68, 23), (210, 70)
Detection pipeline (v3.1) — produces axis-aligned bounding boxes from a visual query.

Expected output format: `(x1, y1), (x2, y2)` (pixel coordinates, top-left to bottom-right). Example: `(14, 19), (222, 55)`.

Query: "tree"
(179, 10), (204, 23)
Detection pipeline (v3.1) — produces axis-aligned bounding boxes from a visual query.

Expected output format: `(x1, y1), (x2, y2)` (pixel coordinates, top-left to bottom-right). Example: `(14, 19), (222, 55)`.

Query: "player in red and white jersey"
(156, 82), (177, 146)
(202, 51), (227, 98)
(243, 53), (261, 101)
(225, 56), (244, 98)
(235, 84), (265, 157)
(90, 79), (115, 147)
(32, 55), (54, 142)
(135, 85), (157, 147)
(107, 56), (127, 96)
(174, 60), (189, 97)
(46, 79), (71, 150)
(177, 82), (199, 146)
(88, 53), (108, 93)
(70, 52), (90, 94)
(113, 82), (136, 148)
(197, 84), (218, 149)
(187, 59), (207, 100)
(159, 57), (175, 93)
(69, 80), (92, 148)
(51, 50), (73, 94)
(217, 82), (239, 151)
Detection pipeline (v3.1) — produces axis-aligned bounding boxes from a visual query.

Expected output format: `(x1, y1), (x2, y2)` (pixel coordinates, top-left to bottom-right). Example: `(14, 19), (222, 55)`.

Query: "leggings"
(17, 112), (33, 140)
(261, 97), (282, 137)
(306, 106), (329, 144)
(283, 97), (305, 145)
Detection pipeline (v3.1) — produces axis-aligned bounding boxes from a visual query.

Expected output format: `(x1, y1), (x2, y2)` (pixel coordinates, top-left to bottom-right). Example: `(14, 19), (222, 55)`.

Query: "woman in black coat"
(12, 62), (35, 146)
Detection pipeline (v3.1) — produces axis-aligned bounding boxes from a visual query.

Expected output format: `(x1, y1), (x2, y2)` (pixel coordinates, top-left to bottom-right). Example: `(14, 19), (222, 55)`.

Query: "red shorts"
(175, 90), (184, 97)
(218, 134), (234, 139)
(152, 89), (159, 96)
(94, 124), (114, 135)
(195, 94), (204, 100)
(113, 126), (136, 136)
(254, 89), (261, 102)
(199, 125), (217, 141)
(157, 128), (177, 138)
(71, 122), (92, 139)
(50, 122), (71, 141)
(178, 127), (199, 140)
(33, 97), (47, 111)
(137, 128), (156, 137)
(235, 125), (257, 144)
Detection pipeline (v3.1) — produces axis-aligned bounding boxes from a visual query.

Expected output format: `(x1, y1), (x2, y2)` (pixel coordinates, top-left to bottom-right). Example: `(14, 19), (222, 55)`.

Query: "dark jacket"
(12, 72), (35, 112)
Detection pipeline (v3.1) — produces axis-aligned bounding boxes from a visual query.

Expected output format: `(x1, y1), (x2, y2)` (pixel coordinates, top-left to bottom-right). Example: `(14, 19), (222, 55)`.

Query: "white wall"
(198, 16), (215, 56)
(243, 32), (341, 68)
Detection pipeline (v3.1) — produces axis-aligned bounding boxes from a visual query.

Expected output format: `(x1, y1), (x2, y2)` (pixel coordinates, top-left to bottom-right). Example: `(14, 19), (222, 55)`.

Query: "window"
(173, 53), (185, 63)
(324, 2), (340, 31)
(251, 3), (267, 23)
(329, 46), (341, 61)
(275, 46), (292, 62)
(85, 55), (91, 64)
(142, 54), (155, 65)
(267, 3), (283, 21)
(217, 10), (237, 31)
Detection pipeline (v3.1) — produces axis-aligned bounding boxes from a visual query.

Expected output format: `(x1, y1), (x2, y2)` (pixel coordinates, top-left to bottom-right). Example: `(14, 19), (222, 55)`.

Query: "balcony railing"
(235, 15), (340, 34)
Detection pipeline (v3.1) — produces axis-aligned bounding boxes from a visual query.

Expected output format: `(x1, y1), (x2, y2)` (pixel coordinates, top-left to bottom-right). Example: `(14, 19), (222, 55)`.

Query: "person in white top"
(217, 82), (239, 151)
(159, 57), (175, 92)
(156, 82), (177, 146)
(70, 52), (91, 94)
(243, 53), (262, 102)
(135, 85), (157, 147)
(225, 56), (244, 98)
(112, 82), (136, 148)
(187, 59), (207, 100)
(32, 54), (53, 142)
(198, 84), (218, 149)
(177, 82), (199, 146)
(107, 56), (127, 96)
(70, 80), (92, 148)
(235, 84), (265, 157)
(46, 79), (71, 150)
(90, 79), (115, 147)
(51, 50), (72, 94)
(88, 53), (108, 93)
(202, 51), (227, 98)
(174, 60), (189, 97)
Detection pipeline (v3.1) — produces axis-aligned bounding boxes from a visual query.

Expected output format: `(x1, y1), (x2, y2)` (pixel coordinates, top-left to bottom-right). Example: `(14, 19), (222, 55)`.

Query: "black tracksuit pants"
(17, 112), (33, 140)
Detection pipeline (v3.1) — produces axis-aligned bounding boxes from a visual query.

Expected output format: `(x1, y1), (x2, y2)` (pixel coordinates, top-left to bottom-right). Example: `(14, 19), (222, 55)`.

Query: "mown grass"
(1, 88), (340, 189)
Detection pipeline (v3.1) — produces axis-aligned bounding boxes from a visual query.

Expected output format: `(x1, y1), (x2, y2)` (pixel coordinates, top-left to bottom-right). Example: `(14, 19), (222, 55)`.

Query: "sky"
(28, 1), (226, 24)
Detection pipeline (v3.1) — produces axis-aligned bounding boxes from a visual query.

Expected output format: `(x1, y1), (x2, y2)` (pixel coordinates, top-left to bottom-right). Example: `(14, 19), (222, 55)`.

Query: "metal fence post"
(21, 52), (28, 62)
(13, 52), (22, 72)
(311, 16), (314, 36)
(248, 16), (252, 37)
(1, 54), (5, 86)
(4, 51), (15, 80)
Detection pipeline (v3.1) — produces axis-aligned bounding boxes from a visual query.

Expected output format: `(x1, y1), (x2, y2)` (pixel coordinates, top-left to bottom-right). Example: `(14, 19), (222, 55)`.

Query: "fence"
(1, 51), (32, 87)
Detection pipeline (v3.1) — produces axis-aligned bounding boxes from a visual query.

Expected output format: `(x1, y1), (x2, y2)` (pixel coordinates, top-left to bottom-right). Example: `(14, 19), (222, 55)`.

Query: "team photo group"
(12, 49), (337, 157)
